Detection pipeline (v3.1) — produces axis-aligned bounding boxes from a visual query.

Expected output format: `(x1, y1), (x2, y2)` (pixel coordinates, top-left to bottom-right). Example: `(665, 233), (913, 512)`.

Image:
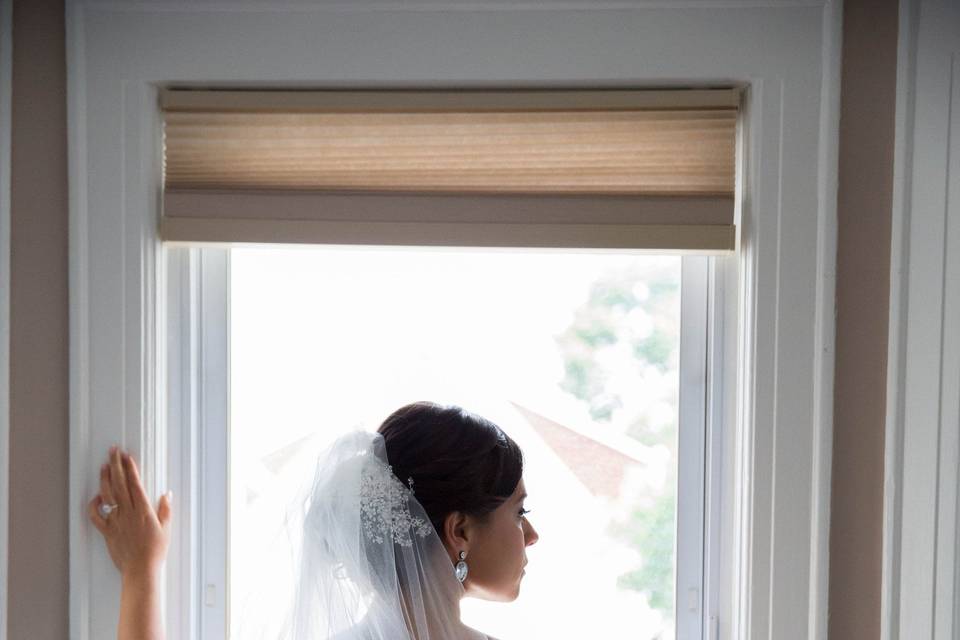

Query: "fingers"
(108, 446), (132, 509)
(157, 491), (173, 530)
(122, 451), (153, 510)
(94, 447), (169, 531)
(99, 463), (116, 507)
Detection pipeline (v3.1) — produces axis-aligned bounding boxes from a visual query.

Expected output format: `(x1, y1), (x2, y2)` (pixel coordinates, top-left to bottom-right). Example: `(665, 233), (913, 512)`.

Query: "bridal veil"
(234, 430), (488, 640)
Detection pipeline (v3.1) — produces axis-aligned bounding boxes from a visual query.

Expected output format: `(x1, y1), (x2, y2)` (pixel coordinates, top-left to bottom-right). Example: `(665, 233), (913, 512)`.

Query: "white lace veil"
(235, 429), (488, 640)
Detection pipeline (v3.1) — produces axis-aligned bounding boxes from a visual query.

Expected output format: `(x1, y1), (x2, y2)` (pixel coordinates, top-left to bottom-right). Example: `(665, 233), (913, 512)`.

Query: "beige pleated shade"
(161, 89), (739, 250)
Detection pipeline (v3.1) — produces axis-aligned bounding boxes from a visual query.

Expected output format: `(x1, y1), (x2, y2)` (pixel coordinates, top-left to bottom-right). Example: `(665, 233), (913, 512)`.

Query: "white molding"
(0, 0), (12, 638)
(67, 2), (842, 638)
(66, 0), (91, 635)
(882, 1), (960, 638)
(808, 0), (842, 637)
(881, 1), (918, 636)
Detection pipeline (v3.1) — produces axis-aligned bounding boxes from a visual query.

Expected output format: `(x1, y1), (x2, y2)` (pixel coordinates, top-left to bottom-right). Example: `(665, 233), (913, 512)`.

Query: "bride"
(88, 401), (540, 639)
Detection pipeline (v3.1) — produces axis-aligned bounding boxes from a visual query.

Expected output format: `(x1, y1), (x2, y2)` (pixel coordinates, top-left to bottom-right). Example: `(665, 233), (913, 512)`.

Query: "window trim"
(66, 4), (842, 639)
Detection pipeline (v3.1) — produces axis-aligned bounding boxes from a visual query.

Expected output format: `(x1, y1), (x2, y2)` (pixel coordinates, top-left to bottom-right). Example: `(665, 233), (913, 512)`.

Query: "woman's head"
(377, 401), (538, 601)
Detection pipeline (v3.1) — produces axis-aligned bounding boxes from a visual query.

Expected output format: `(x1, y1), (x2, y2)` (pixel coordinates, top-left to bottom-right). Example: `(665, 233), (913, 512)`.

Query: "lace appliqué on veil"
(359, 460), (433, 547)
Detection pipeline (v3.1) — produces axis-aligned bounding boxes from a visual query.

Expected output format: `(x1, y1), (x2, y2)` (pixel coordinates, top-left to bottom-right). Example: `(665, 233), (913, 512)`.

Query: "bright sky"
(230, 245), (678, 450)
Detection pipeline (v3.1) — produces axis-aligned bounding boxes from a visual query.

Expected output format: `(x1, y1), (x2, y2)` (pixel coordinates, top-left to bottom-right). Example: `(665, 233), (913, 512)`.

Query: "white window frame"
(166, 248), (721, 639)
(165, 249), (230, 640)
(67, 2), (842, 639)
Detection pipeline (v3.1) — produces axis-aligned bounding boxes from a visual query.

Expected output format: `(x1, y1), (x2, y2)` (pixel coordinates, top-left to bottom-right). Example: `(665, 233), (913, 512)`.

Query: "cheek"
(476, 519), (525, 573)
(465, 517), (528, 600)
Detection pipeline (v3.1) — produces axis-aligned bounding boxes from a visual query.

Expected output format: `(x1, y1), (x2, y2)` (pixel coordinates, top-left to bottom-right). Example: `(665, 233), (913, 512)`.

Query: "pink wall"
(828, 0), (898, 637)
(8, 0), (70, 637)
(4, 1), (897, 637)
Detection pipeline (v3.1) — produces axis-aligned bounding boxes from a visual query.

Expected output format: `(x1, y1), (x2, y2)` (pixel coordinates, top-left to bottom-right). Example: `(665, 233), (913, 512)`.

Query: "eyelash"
(518, 507), (531, 519)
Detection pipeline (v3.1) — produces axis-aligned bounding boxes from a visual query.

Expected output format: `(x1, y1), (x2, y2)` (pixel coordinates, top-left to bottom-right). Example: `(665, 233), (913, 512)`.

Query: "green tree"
(554, 259), (681, 617)
(555, 261), (680, 442)
(608, 491), (676, 613)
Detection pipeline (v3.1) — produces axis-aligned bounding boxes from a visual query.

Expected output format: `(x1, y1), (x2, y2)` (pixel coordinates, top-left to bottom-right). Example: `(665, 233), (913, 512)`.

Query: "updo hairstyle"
(377, 401), (524, 540)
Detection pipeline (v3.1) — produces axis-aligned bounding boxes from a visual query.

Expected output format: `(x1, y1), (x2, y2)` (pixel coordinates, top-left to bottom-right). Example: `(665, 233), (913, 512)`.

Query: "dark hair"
(377, 401), (524, 539)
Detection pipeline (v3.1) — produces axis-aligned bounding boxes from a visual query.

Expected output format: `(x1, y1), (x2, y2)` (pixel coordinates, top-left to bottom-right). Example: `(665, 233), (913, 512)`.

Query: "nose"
(523, 518), (539, 546)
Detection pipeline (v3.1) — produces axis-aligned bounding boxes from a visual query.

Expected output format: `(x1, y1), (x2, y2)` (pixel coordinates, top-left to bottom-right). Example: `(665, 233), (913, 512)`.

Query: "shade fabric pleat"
(164, 109), (736, 195)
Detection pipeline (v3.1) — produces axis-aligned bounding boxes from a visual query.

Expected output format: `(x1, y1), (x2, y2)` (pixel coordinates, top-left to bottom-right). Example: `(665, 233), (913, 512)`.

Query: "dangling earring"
(455, 550), (469, 583)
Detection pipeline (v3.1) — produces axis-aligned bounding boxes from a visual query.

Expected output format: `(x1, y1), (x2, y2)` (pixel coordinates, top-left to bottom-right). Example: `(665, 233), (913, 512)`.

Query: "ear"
(442, 510), (472, 552)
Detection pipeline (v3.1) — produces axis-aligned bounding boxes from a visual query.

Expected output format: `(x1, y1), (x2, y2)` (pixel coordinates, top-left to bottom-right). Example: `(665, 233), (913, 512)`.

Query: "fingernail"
(167, 490), (174, 503)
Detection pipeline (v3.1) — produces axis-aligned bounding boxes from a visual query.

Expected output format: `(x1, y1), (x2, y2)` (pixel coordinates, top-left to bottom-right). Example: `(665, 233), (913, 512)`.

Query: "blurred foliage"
(554, 260), (681, 617)
(555, 261), (680, 442)
(609, 492), (676, 613)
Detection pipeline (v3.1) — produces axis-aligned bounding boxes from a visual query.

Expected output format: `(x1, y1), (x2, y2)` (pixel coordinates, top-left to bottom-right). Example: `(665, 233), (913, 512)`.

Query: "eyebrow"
(516, 492), (528, 502)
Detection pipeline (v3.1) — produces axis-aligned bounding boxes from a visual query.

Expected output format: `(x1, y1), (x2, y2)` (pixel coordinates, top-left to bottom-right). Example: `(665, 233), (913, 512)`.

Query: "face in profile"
(459, 478), (539, 602)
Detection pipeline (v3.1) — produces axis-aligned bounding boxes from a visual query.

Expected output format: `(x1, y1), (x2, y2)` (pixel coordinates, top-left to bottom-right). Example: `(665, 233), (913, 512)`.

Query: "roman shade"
(161, 88), (739, 250)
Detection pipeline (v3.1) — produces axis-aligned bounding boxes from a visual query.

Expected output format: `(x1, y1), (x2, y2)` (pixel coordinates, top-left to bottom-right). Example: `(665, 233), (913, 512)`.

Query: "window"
(166, 246), (723, 639)
(70, 7), (841, 640)
(160, 86), (733, 639)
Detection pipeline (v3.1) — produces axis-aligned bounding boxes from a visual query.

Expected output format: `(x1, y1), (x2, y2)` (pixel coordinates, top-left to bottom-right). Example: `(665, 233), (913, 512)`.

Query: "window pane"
(229, 247), (681, 639)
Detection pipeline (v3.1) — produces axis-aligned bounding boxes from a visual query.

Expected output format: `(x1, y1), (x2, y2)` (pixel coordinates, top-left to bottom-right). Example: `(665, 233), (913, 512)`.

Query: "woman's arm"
(88, 446), (173, 640)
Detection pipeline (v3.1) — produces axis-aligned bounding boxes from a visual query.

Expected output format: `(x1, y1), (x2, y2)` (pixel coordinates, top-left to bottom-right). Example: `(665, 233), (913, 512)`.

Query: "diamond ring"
(98, 502), (118, 518)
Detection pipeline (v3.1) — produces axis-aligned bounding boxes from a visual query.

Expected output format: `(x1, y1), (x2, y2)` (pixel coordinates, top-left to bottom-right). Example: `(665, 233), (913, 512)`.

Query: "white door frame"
(881, 0), (960, 638)
(66, 2), (843, 639)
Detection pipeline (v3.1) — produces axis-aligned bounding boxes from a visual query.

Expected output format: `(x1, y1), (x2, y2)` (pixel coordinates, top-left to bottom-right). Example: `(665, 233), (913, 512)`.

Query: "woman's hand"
(87, 446), (173, 581)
